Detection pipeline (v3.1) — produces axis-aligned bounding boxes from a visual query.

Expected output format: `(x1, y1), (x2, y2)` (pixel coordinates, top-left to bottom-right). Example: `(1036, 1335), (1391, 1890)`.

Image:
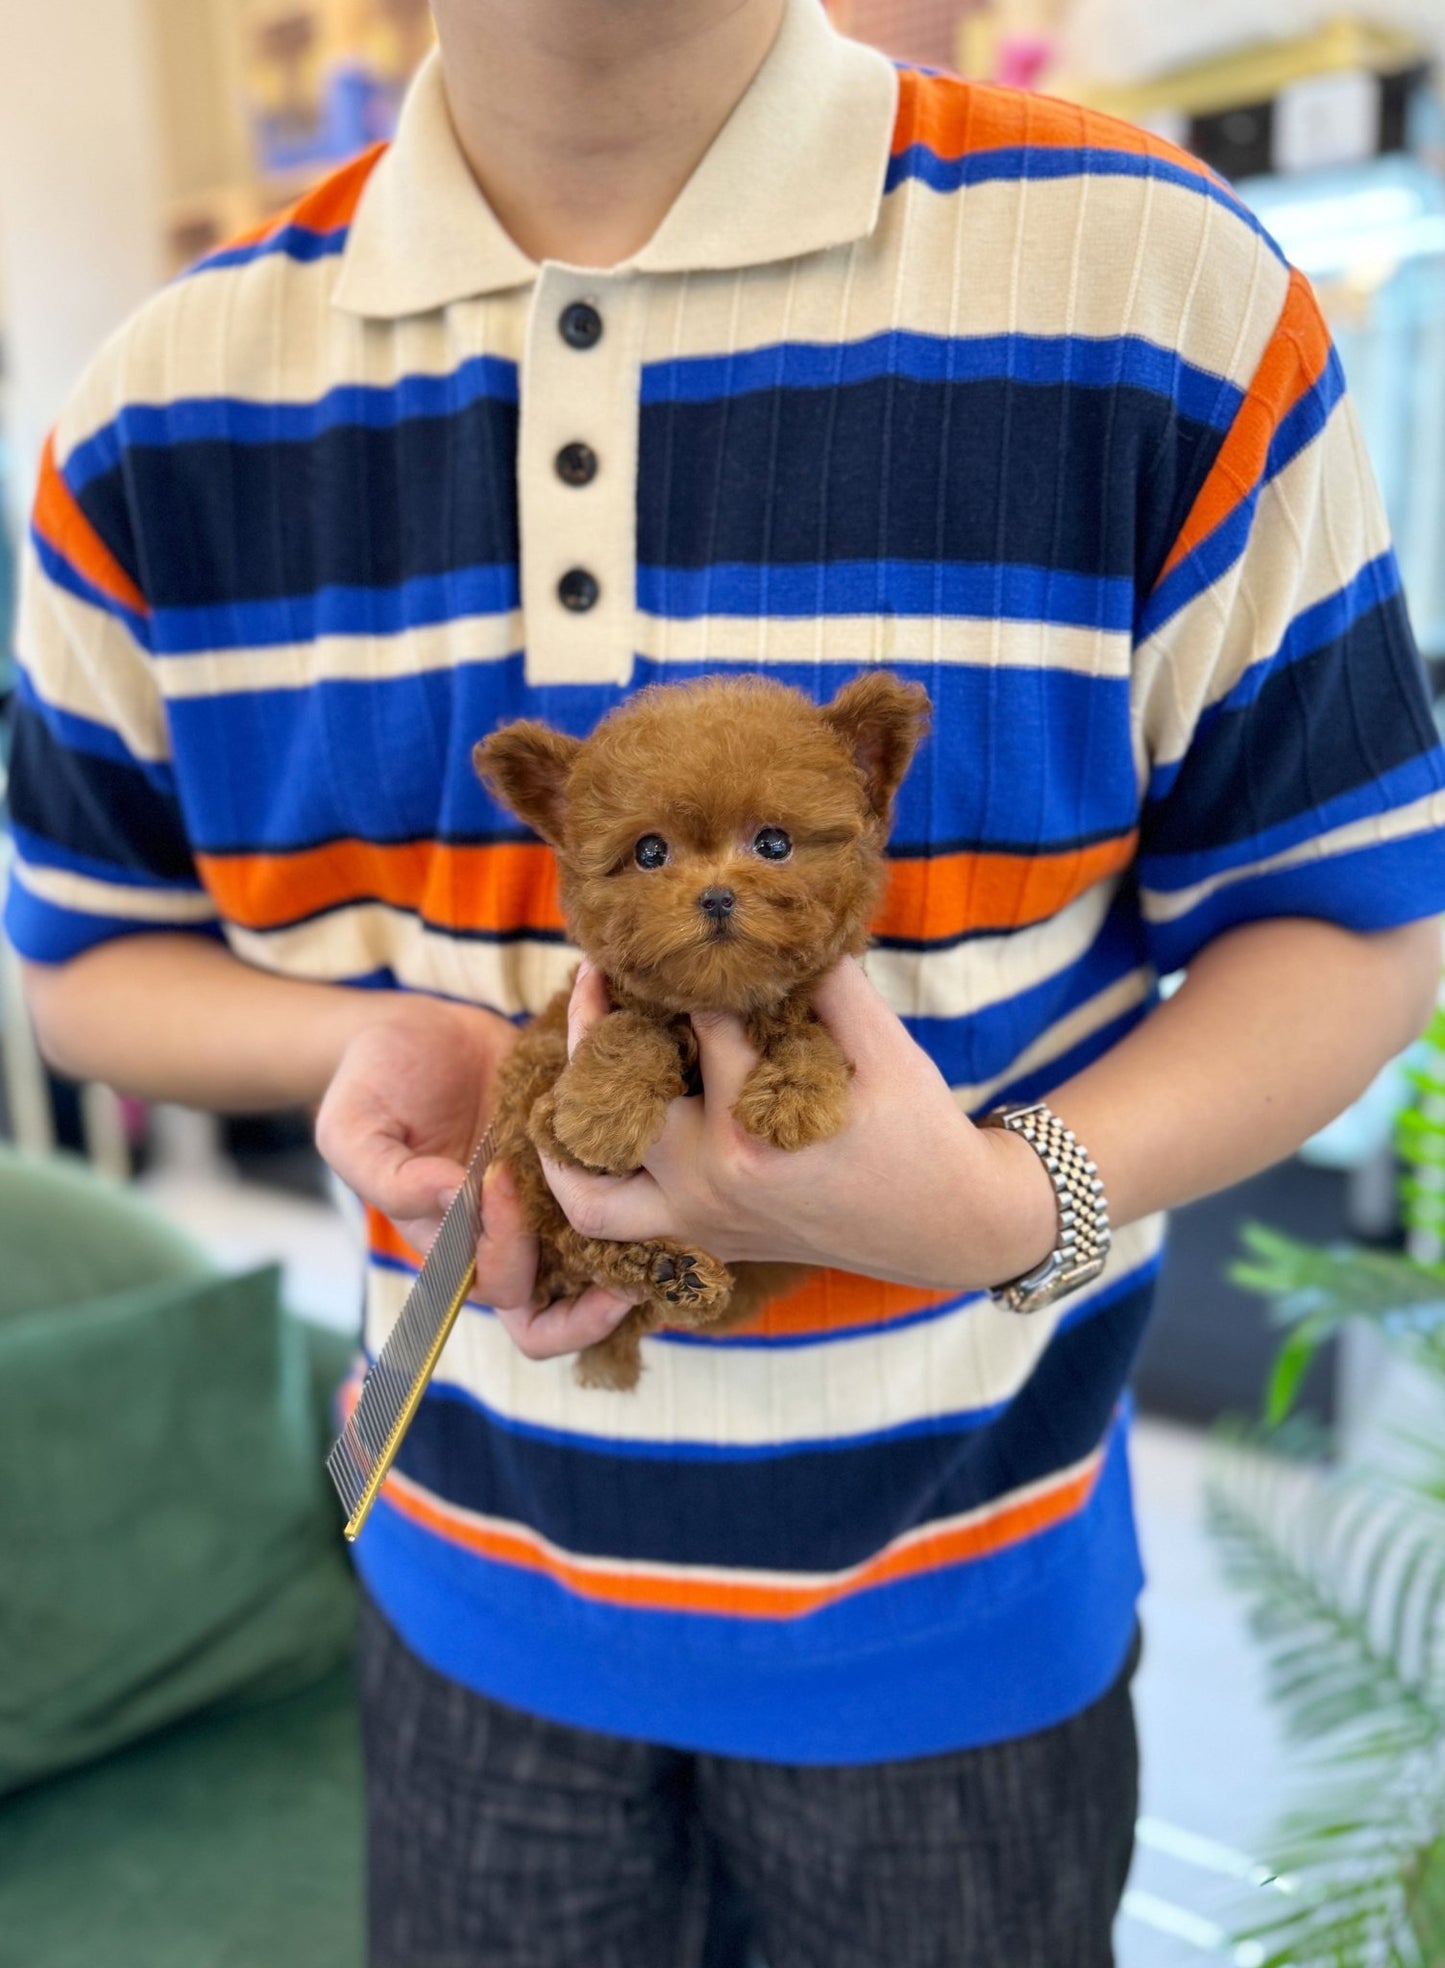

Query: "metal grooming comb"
(327, 1128), (496, 1541)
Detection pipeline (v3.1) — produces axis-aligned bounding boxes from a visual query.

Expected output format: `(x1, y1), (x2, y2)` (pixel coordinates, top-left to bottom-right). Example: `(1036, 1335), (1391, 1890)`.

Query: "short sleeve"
(3, 418), (222, 964)
(1130, 267), (1445, 976)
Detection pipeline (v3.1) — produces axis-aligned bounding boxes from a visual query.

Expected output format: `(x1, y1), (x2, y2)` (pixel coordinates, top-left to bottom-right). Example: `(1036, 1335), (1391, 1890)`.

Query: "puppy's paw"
(733, 1060), (850, 1151)
(527, 1088), (591, 1170)
(550, 1077), (669, 1175)
(651, 1245), (732, 1321)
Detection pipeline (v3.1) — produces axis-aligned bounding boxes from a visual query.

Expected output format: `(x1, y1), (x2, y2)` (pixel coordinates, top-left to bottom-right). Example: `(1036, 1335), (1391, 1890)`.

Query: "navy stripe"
(1142, 592), (1441, 860)
(884, 142), (1286, 264)
(64, 358), (522, 493)
(1202, 551), (1403, 728)
(638, 371), (1225, 594)
(1145, 828), (1445, 976)
(8, 821), (207, 895)
(355, 1423), (1143, 1758)
(7, 698), (200, 885)
(639, 331), (1243, 432)
(392, 1276), (1152, 1571)
(150, 565), (519, 655)
(12, 669), (177, 791)
(82, 393), (519, 613)
(161, 657), (1139, 854)
(1141, 751), (1445, 897)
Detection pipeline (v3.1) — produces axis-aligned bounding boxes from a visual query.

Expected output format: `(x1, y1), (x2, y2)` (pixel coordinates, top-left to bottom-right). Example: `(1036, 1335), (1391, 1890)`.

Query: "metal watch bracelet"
(978, 1101), (1111, 1314)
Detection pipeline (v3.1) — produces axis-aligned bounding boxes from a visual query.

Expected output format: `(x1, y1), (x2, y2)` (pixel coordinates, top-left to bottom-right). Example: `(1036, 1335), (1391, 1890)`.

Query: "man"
(10, 1), (1445, 1961)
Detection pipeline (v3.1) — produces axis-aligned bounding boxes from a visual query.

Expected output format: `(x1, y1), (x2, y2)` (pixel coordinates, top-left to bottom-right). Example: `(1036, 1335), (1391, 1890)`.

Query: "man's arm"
(20, 933), (519, 1249)
(513, 915), (1441, 1362)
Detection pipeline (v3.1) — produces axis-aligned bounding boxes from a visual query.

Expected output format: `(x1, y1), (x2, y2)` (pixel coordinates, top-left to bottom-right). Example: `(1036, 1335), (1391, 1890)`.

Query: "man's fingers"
(540, 1155), (675, 1244)
(494, 1285), (637, 1362)
(691, 1009), (761, 1118)
(809, 955), (908, 1077)
(472, 1161), (543, 1310)
(566, 958), (612, 1059)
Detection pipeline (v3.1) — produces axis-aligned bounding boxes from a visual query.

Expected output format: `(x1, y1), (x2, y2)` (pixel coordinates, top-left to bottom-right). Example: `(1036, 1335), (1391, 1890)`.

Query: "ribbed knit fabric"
(8, 0), (1445, 1761)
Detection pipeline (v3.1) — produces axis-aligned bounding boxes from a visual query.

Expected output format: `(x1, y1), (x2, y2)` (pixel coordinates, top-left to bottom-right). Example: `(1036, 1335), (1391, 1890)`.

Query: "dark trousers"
(358, 1589), (1140, 1968)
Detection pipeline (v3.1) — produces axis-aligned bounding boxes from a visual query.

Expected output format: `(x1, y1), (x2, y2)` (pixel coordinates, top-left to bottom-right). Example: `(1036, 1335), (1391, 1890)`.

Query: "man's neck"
(430, 0), (788, 268)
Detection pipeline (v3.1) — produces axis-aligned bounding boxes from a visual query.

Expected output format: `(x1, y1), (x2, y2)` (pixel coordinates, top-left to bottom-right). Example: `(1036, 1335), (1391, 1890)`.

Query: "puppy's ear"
(821, 673), (931, 824)
(473, 721), (582, 846)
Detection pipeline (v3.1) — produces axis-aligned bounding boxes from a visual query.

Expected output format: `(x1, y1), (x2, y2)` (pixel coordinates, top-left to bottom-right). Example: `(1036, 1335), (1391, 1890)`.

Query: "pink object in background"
(995, 32), (1054, 89)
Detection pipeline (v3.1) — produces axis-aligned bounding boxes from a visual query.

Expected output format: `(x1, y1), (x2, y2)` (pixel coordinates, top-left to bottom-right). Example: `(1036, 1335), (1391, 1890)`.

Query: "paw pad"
(654, 1252), (704, 1301)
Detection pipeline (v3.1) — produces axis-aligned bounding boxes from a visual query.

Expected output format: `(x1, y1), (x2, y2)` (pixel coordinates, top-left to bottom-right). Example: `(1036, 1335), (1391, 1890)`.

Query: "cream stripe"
(220, 882), (1130, 1030)
(18, 540), (170, 761)
(364, 1213), (1160, 1450)
(863, 878), (1121, 1022)
(153, 611), (1130, 698)
(1134, 396), (1390, 777)
(948, 967), (1156, 1112)
(380, 1436), (1109, 1595)
(1140, 788), (1445, 925)
(13, 859), (218, 923)
(57, 184), (1284, 464)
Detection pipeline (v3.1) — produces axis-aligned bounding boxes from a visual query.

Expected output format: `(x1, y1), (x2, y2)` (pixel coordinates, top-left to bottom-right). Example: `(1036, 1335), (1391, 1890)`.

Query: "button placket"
(519, 268), (641, 686)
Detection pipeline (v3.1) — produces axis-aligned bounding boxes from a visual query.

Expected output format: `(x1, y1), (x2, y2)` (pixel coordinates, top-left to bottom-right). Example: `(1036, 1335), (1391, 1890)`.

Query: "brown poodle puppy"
(472, 671), (930, 1390)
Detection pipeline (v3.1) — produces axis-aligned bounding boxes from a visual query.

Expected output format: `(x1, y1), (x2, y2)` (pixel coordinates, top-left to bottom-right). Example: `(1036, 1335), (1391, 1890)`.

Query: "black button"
(558, 568), (600, 612)
(555, 441), (598, 487)
(559, 301), (602, 350)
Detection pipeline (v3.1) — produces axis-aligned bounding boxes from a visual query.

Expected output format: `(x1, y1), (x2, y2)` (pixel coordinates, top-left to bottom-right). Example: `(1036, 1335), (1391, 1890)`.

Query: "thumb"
(691, 1008), (761, 1117)
(317, 1111), (468, 1224)
(809, 956), (908, 1079)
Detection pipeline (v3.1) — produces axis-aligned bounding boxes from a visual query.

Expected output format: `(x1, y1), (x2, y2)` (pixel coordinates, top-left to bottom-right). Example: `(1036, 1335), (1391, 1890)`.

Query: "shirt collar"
(332, 0), (898, 318)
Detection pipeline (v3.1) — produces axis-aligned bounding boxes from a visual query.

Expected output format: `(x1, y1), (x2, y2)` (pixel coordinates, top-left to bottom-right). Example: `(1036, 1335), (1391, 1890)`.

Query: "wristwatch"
(978, 1101), (1111, 1314)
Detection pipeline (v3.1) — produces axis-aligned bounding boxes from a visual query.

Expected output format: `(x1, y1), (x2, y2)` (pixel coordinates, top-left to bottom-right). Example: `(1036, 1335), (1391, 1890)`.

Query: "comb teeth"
(327, 1129), (495, 1539)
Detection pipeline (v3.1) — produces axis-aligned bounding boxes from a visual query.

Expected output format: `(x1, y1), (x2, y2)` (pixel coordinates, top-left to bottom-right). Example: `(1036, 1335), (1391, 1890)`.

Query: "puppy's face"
(474, 675), (930, 1016)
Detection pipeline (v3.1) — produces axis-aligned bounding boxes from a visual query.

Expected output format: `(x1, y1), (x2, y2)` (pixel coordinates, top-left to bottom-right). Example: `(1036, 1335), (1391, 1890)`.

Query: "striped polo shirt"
(8, 0), (1445, 1760)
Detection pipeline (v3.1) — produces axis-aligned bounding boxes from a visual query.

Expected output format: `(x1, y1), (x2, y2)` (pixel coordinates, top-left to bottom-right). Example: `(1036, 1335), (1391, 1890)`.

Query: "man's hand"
(315, 994), (517, 1252)
(540, 958), (1058, 1294)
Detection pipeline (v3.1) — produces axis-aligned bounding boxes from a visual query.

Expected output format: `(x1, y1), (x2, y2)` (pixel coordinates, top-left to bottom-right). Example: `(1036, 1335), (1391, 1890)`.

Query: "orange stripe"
(366, 1213), (947, 1339)
(379, 1453), (1103, 1618)
(1155, 269), (1331, 587)
(220, 142), (386, 255)
(198, 832), (1132, 944)
(196, 839), (564, 935)
(32, 434), (148, 618)
(894, 69), (1190, 166)
(874, 831), (1138, 942)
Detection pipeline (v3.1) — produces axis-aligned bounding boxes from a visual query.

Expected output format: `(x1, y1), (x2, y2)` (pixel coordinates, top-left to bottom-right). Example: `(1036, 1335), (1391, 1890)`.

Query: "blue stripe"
(352, 1416), (1143, 1761)
(189, 223), (349, 275)
(636, 559), (1136, 631)
(639, 330), (1243, 432)
(64, 358), (523, 492)
(987, 998), (1154, 1110)
(1144, 828), (1445, 975)
(149, 563), (520, 655)
(1266, 344), (1347, 484)
(885, 142), (1286, 261)
(2, 879), (223, 964)
(162, 656), (1138, 855)
(11, 668), (177, 791)
(1140, 751), (1445, 895)
(29, 529), (151, 650)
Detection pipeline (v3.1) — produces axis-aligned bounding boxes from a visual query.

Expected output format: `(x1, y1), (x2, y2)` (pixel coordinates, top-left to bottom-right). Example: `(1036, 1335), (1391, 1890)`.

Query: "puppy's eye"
(753, 827), (792, 862)
(634, 834), (670, 870)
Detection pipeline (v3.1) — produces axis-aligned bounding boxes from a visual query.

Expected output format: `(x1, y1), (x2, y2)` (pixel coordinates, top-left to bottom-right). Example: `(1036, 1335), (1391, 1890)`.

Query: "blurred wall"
(0, 0), (168, 535)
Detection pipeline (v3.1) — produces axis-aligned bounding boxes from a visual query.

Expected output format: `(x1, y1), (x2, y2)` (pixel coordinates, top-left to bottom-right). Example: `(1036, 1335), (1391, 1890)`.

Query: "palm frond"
(1206, 1438), (1445, 1966)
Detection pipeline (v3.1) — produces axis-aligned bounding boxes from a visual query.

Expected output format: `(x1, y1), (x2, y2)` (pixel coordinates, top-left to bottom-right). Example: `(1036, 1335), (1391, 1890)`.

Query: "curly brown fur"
(473, 671), (931, 1391)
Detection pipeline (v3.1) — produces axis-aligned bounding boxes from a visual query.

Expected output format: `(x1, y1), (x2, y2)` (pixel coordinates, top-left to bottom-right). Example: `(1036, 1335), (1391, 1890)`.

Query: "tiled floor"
(139, 1162), (1298, 1967)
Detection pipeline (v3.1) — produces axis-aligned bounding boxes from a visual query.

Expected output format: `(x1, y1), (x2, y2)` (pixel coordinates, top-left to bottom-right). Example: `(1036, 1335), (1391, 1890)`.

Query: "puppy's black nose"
(697, 885), (736, 920)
